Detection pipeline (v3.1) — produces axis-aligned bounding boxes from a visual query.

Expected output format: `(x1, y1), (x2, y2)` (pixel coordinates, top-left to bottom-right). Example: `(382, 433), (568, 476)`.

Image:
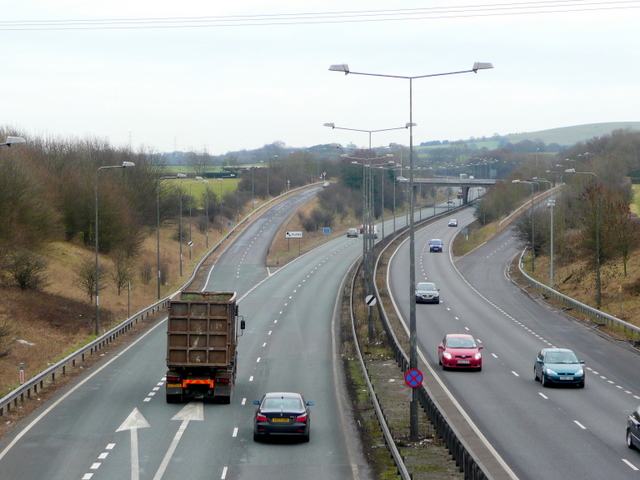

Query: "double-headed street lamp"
(330, 61), (493, 441)
(156, 173), (186, 299)
(566, 168), (601, 307)
(324, 122), (411, 242)
(95, 161), (135, 335)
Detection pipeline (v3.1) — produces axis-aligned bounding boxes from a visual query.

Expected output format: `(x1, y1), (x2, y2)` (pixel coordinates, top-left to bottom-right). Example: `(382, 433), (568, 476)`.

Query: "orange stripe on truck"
(183, 379), (214, 387)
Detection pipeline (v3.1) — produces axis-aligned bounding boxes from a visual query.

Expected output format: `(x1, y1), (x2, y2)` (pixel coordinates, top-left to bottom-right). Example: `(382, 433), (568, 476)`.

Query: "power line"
(1, 1), (639, 31)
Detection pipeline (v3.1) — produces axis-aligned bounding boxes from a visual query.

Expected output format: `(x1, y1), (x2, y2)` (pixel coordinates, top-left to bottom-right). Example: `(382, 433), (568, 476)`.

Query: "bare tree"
(76, 256), (108, 303)
(109, 252), (135, 296)
(5, 248), (49, 290)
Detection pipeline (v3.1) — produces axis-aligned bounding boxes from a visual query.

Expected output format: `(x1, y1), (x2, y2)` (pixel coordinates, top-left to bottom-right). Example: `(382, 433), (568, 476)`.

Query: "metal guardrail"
(516, 250), (640, 343)
(0, 182), (323, 417)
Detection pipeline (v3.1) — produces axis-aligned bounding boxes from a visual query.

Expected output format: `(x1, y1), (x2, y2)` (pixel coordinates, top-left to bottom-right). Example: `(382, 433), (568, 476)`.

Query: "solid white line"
(152, 419), (189, 480)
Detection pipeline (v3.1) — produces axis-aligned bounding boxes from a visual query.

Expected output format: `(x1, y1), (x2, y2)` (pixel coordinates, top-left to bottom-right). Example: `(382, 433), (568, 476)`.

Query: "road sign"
(365, 295), (377, 307)
(323, 227), (330, 235)
(404, 368), (423, 388)
(285, 231), (303, 238)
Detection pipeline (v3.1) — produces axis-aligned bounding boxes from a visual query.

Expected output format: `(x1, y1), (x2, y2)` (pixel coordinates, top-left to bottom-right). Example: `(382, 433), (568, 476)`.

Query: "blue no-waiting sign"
(404, 369), (423, 388)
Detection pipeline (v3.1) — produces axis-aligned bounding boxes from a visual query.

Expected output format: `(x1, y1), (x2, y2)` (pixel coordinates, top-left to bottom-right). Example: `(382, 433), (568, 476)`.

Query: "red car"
(438, 334), (483, 371)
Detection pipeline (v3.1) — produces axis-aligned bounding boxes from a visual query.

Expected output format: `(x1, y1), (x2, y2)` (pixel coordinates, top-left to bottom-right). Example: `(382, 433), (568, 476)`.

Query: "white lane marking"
(622, 459), (639, 471)
(241, 398), (246, 405)
(511, 371), (520, 377)
(98, 452), (109, 459)
(256, 357), (261, 363)
(538, 392), (548, 399)
(249, 376), (254, 381)
(574, 421), (586, 430)
(90, 463), (101, 470)
(221, 466), (228, 479)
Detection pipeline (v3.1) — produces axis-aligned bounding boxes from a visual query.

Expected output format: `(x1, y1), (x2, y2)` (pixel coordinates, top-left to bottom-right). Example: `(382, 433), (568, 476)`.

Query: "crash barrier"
(347, 261), (411, 480)
(517, 250), (640, 343)
(0, 182), (323, 418)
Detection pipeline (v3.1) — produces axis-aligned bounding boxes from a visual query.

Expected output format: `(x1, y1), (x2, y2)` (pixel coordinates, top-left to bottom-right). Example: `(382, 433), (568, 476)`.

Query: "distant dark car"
(429, 239), (443, 253)
(415, 282), (440, 304)
(627, 405), (640, 450)
(438, 334), (483, 371)
(448, 218), (458, 227)
(253, 392), (313, 442)
(534, 348), (585, 388)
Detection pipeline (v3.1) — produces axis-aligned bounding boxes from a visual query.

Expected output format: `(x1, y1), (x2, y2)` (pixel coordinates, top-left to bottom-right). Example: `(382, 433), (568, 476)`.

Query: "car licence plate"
(457, 360), (470, 365)
(559, 376), (572, 381)
(271, 418), (289, 423)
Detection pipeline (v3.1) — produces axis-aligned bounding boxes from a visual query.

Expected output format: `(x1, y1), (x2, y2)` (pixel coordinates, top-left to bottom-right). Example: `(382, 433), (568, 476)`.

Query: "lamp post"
(203, 180), (210, 247)
(0, 136), (26, 147)
(178, 175), (187, 277)
(95, 161), (135, 335)
(156, 173), (185, 299)
(565, 168), (601, 307)
(547, 200), (556, 289)
(512, 179), (536, 272)
(189, 176), (203, 251)
(330, 61), (493, 441)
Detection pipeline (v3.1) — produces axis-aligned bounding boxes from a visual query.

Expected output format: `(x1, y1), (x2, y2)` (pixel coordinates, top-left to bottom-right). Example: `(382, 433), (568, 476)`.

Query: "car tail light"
(256, 414), (267, 422)
(216, 377), (230, 384)
(166, 375), (180, 383)
(296, 414), (307, 423)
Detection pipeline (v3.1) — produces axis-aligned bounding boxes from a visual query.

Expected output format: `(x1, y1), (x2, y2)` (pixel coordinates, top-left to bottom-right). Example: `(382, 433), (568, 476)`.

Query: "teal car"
(534, 348), (585, 388)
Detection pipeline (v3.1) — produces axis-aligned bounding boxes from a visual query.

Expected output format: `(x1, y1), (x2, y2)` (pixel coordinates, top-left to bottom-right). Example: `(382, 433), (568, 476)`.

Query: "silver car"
(415, 282), (440, 304)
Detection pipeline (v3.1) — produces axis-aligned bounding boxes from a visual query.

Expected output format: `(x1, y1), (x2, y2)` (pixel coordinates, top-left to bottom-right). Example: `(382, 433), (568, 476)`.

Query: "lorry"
(165, 291), (244, 404)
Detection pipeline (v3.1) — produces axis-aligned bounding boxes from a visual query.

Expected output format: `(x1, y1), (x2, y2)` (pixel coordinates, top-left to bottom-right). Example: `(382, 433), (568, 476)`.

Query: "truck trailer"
(165, 291), (244, 404)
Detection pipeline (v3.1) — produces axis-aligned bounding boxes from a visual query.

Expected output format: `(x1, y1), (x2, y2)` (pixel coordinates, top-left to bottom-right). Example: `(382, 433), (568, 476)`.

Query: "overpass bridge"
(405, 176), (497, 204)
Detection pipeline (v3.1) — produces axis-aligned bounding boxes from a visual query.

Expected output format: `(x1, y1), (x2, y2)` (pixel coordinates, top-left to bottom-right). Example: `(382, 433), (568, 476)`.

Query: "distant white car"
(448, 219), (458, 227)
(396, 176), (408, 183)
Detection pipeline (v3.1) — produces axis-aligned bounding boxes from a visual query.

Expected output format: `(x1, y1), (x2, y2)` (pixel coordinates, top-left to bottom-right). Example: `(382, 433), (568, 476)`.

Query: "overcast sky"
(3, 1), (639, 155)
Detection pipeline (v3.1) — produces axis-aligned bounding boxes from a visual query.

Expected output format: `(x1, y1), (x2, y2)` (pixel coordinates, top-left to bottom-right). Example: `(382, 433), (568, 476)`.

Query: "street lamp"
(0, 136), (26, 147)
(95, 161), (135, 335)
(565, 168), (601, 307)
(331, 61), (493, 441)
(203, 179), (211, 247)
(324, 122), (407, 242)
(189, 176), (203, 251)
(178, 175), (189, 277)
(512, 179), (536, 272)
(547, 200), (556, 289)
(156, 173), (185, 299)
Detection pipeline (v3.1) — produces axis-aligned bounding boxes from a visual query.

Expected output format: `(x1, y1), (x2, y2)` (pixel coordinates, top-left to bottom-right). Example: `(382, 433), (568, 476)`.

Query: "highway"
(387, 208), (640, 480)
(0, 187), (374, 480)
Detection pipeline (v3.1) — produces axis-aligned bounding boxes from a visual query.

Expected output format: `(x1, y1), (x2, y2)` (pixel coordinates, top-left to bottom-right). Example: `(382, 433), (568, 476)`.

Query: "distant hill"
(499, 122), (640, 146)
(419, 122), (640, 152)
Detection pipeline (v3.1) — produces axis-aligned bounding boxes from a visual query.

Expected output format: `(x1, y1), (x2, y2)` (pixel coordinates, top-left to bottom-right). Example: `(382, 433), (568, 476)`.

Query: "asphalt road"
(388, 208), (640, 480)
(0, 187), (372, 480)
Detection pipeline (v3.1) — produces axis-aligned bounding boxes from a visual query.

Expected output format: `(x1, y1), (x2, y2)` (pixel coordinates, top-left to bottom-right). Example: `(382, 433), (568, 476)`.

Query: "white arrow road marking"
(116, 408), (151, 480)
(152, 402), (204, 480)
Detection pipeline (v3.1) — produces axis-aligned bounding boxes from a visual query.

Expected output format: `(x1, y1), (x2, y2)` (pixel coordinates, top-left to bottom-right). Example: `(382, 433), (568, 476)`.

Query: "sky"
(2, 1), (640, 155)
